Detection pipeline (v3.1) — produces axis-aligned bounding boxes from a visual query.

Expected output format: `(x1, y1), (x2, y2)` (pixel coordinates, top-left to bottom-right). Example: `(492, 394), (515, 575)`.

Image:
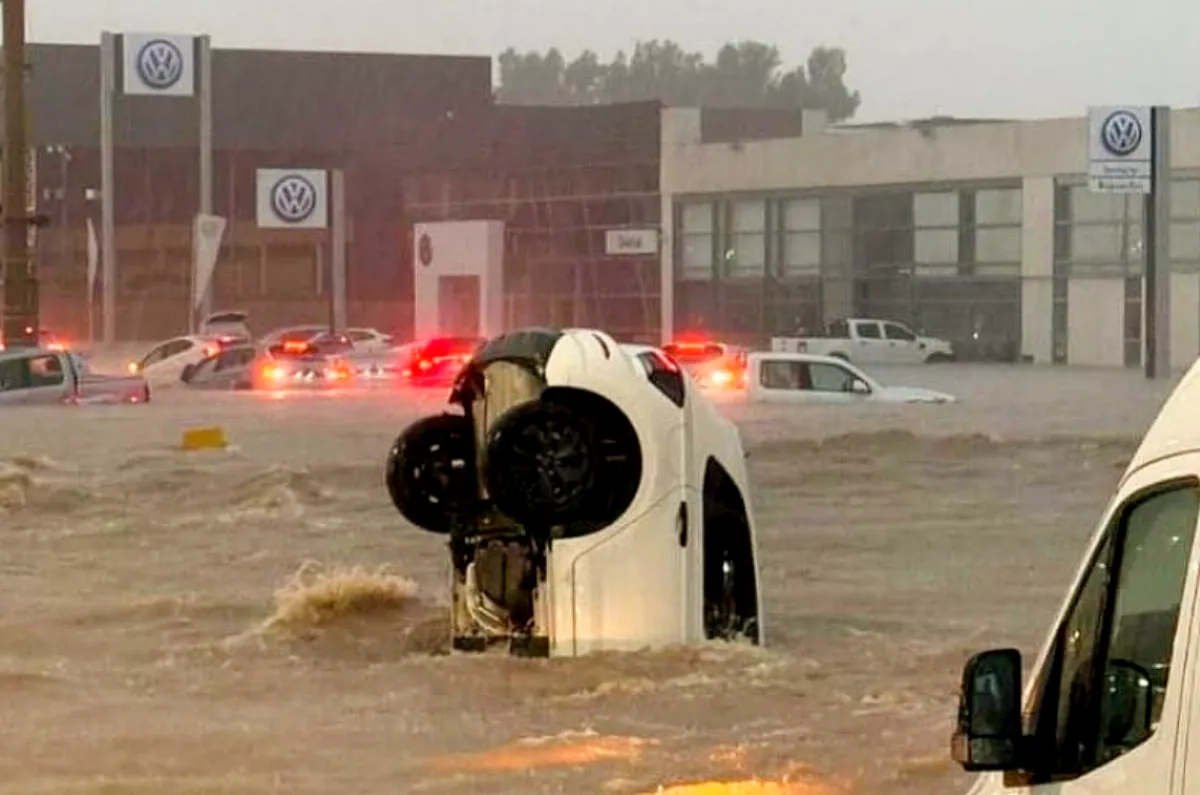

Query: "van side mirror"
(951, 648), (1023, 771)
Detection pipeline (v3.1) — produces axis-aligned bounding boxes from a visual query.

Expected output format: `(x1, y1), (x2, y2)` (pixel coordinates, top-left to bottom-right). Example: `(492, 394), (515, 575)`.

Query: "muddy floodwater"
(0, 364), (1178, 795)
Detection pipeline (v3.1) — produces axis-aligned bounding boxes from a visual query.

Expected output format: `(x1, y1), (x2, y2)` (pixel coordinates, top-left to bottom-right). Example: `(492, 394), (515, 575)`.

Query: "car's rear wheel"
(484, 400), (599, 530)
(385, 413), (478, 534)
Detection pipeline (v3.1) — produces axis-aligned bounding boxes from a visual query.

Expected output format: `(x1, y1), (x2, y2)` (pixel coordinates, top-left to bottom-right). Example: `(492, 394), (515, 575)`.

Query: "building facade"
(660, 107), (1200, 366)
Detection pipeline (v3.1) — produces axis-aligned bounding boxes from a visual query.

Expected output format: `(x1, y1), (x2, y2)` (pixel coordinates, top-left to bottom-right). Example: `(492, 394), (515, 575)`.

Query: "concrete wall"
(412, 221), (505, 340)
(1020, 177), (1056, 363)
(1067, 279), (1124, 367)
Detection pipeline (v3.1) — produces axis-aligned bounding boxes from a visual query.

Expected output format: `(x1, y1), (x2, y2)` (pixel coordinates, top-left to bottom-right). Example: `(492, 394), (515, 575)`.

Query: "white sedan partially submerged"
(385, 327), (763, 658)
(746, 351), (956, 404)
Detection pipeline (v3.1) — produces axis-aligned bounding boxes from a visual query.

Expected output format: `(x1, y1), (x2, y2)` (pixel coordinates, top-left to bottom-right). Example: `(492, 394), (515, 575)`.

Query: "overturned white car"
(385, 327), (763, 658)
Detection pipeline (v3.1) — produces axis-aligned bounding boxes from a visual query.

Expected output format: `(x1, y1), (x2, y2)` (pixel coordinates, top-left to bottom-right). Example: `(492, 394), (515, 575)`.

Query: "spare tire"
(483, 400), (598, 529)
(385, 413), (478, 533)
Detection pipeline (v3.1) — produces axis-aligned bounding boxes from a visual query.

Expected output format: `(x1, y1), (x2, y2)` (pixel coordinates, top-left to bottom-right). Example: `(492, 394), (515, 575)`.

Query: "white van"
(952, 360), (1200, 793)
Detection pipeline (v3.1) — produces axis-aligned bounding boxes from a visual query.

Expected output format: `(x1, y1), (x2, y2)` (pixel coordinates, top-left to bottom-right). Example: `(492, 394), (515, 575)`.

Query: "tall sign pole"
(1087, 105), (1171, 378)
(1, 0), (36, 347)
(103, 31), (202, 342)
(330, 170), (347, 331)
(99, 32), (116, 344)
(196, 35), (214, 327)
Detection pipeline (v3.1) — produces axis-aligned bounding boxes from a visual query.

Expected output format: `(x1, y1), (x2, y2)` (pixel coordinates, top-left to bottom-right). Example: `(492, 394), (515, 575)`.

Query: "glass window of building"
(783, 198), (821, 276)
(729, 199), (765, 278)
(913, 191), (959, 269)
(680, 202), (714, 280)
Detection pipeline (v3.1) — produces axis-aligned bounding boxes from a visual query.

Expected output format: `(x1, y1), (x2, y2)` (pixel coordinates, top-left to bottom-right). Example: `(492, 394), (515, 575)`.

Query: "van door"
(976, 455), (1200, 795)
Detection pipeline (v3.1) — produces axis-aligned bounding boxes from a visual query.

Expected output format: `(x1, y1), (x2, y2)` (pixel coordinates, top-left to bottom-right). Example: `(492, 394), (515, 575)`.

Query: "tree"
(495, 39), (861, 122)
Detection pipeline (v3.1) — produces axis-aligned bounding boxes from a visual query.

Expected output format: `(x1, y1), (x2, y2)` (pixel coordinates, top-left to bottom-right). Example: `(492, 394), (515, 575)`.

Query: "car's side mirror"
(850, 378), (871, 394)
(951, 648), (1023, 772)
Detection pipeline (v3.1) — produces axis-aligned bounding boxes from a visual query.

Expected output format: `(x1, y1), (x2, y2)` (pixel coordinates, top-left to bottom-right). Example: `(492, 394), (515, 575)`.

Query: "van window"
(1023, 480), (1199, 783)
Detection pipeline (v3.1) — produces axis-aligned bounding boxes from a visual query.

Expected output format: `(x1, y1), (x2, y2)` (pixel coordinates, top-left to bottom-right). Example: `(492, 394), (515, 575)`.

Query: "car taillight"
(708, 369), (733, 386)
(127, 362), (139, 374)
(283, 341), (309, 354)
(263, 365), (285, 381)
(202, 346), (216, 357)
(416, 358), (432, 371)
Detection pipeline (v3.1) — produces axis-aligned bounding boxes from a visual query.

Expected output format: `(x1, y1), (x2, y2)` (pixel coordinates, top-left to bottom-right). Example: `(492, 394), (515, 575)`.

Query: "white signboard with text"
(604, 228), (659, 255)
(255, 169), (329, 229)
(122, 33), (196, 96)
(1088, 106), (1153, 194)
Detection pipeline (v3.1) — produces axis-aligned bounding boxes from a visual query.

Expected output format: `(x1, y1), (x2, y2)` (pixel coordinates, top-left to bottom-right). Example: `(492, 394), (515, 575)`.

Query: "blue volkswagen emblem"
(1100, 110), (1143, 157)
(135, 38), (184, 90)
(270, 174), (318, 223)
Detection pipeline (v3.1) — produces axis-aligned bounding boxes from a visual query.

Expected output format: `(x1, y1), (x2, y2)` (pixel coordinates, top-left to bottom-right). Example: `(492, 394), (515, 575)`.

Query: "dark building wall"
(28, 43), (493, 149)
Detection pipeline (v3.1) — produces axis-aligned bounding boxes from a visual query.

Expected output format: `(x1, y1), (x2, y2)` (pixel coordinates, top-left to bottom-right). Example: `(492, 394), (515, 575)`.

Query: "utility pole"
(2, 0), (36, 347)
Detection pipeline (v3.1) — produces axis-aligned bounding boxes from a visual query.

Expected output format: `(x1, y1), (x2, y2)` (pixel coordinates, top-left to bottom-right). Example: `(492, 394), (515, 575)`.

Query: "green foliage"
(496, 40), (861, 122)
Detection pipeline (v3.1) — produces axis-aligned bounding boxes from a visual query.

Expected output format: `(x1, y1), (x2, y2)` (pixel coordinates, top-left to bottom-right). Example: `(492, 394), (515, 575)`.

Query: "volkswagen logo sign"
(1100, 110), (1143, 157)
(136, 38), (185, 90)
(270, 174), (318, 223)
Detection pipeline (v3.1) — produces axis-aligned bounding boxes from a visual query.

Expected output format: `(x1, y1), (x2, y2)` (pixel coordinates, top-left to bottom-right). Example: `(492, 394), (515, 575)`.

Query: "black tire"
(385, 413), (478, 534)
(484, 400), (599, 529)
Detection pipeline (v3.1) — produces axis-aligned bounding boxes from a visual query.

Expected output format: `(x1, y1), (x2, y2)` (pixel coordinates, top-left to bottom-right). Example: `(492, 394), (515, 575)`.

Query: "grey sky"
(27, 0), (1200, 122)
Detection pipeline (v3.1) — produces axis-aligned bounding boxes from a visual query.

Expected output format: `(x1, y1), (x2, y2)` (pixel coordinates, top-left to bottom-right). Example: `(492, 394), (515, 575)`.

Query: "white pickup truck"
(770, 317), (955, 364)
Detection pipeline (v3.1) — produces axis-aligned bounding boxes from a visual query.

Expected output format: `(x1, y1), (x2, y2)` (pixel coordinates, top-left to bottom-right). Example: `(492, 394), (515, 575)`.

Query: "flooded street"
(0, 364), (1177, 795)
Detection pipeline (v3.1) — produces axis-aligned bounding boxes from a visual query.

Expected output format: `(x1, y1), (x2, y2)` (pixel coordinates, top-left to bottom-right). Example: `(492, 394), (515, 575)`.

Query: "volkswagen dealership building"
(659, 106), (1200, 367)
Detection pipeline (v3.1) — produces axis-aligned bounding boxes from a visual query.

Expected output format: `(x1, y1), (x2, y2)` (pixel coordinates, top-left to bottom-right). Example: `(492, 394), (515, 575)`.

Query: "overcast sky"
(24, 0), (1200, 122)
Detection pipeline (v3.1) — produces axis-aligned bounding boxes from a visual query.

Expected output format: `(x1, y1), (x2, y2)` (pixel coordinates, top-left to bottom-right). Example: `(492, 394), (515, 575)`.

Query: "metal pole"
(330, 169), (346, 331)
(197, 35), (213, 326)
(1148, 106), (1171, 378)
(1, 0), (34, 347)
(100, 32), (116, 343)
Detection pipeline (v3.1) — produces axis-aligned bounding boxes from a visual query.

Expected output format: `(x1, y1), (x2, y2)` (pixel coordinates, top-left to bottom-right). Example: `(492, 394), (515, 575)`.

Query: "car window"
(884, 323), (917, 341)
(348, 330), (373, 341)
(808, 362), (856, 392)
(27, 355), (65, 387)
(0, 357), (30, 391)
(138, 343), (170, 369)
(1021, 480), (1199, 783)
(854, 321), (882, 339)
(759, 360), (807, 390)
(213, 348), (250, 372)
(189, 356), (219, 380)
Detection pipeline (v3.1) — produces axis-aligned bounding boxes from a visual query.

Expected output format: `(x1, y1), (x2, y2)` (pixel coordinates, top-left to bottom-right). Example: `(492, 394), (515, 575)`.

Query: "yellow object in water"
(180, 426), (228, 451)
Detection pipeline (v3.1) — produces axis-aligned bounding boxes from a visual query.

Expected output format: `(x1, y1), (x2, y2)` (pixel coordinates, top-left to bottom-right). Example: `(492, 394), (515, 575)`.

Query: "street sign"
(1088, 106), (1153, 193)
(604, 228), (659, 255)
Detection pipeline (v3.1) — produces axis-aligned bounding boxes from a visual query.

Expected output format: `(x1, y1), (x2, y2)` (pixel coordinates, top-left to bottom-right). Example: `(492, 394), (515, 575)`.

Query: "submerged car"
(396, 336), (484, 387)
(662, 338), (748, 390)
(180, 342), (353, 390)
(746, 351), (956, 404)
(384, 327), (762, 658)
(0, 348), (149, 405)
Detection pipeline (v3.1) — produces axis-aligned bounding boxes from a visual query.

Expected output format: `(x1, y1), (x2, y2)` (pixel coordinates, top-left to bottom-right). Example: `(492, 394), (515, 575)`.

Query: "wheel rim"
(500, 416), (591, 507)
(409, 436), (469, 508)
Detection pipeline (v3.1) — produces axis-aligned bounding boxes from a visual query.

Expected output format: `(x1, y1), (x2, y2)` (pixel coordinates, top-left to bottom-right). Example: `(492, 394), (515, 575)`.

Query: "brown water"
(0, 365), (1177, 795)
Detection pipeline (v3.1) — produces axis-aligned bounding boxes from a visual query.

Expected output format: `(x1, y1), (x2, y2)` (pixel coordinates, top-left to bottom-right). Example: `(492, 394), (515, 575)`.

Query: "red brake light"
(202, 345), (216, 357)
(416, 358), (432, 371)
(283, 341), (308, 353)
